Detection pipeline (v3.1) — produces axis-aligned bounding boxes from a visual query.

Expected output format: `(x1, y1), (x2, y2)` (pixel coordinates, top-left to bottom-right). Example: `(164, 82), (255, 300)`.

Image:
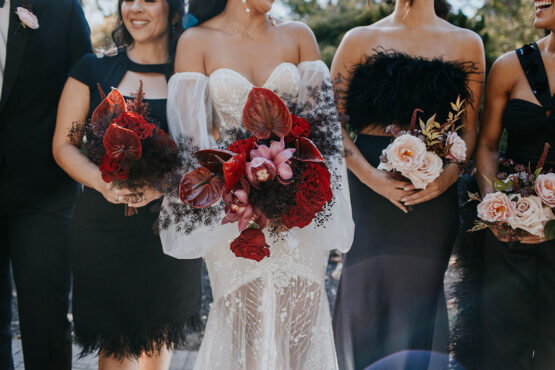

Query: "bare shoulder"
(175, 26), (218, 73)
(278, 20), (320, 60)
(488, 51), (521, 90)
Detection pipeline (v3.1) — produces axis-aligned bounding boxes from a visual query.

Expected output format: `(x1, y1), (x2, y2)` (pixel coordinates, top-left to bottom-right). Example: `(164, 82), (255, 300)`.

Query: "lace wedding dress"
(161, 61), (354, 370)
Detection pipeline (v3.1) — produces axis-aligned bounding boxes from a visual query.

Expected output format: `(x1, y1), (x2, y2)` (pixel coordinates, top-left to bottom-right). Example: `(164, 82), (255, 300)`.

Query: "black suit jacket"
(0, 0), (91, 212)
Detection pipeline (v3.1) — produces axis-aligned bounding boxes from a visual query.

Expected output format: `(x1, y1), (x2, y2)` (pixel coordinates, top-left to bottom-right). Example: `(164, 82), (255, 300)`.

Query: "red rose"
(229, 228), (271, 262)
(113, 111), (156, 140)
(295, 163), (333, 213)
(289, 115), (311, 138)
(281, 206), (315, 229)
(227, 136), (258, 155)
(99, 154), (129, 183)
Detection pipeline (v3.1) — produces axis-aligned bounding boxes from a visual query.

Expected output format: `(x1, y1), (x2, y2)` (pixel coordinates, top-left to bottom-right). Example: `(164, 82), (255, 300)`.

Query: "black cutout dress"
(69, 50), (201, 359)
(333, 51), (475, 370)
(480, 42), (555, 370)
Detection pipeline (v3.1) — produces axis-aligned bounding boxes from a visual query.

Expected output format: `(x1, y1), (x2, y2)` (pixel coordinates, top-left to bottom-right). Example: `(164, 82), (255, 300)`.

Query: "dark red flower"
(242, 87), (292, 139)
(229, 228), (270, 262)
(289, 115), (311, 138)
(103, 123), (142, 161)
(295, 163), (333, 214)
(179, 167), (225, 208)
(98, 154), (129, 183)
(227, 136), (258, 155)
(91, 89), (127, 138)
(281, 206), (315, 229)
(112, 111), (156, 140)
(223, 152), (247, 191)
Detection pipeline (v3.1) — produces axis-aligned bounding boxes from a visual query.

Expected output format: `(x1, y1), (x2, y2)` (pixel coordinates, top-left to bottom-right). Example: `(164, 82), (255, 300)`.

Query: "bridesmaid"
(476, 2), (555, 369)
(52, 1), (201, 369)
(331, 0), (485, 369)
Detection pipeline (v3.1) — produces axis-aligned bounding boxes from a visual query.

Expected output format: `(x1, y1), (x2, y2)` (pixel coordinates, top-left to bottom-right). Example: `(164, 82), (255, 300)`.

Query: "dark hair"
(112, 0), (185, 60)
(409, 0), (451, 20)
(189, 0), (227, 24)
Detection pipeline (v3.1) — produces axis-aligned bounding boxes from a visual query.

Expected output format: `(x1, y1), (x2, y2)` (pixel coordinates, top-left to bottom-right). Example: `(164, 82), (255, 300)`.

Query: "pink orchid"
(222, 179), (267, 231)
(246, 138), (295, 187)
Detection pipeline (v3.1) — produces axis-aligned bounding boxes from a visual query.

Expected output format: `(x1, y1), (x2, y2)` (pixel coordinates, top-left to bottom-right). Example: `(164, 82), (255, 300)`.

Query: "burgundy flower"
(281, 206), (315, 229)
(296, 163), (333, 214)
(229, 227), (271, 262)
(98, 154), (129, 183)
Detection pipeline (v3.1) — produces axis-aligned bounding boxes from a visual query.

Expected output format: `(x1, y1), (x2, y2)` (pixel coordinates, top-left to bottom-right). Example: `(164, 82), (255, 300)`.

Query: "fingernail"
(401, 198), (406, 202)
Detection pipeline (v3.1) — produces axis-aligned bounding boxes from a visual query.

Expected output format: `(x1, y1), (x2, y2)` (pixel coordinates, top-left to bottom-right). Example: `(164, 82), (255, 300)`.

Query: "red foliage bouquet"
(78, 83), (179, 215)
(179, 88), (334, 262)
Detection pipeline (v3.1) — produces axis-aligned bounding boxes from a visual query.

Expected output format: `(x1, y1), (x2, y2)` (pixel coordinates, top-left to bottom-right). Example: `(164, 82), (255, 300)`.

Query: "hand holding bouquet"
(469, 143), (555, 242)
(378, 97), (467, 189)
(75, 82), (179, 215)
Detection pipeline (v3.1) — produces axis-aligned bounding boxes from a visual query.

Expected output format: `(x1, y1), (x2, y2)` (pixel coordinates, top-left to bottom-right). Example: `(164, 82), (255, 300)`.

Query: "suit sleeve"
(67, 0), (92, 69)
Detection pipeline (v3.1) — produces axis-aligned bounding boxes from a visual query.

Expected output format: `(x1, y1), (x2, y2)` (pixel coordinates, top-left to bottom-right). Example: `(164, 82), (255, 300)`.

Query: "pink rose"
(405, 151), (443, 189)
(382, 134), (426, 174)
(535, 173), (555, 207)
(508, 195), (554, 237)
(446, 132), (467, 162)
(477, 192), (515, 223)
(16, 7), (39, 30)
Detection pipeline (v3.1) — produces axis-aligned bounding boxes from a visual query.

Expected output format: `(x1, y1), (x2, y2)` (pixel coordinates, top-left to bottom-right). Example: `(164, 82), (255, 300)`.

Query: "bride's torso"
(203, 62), (330, 301)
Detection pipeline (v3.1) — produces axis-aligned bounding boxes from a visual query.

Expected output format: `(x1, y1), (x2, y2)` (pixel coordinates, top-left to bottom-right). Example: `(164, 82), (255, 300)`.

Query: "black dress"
(333, 51), (475, 370)
(69, 51), (202, 359)
(480, 43), (555, 370)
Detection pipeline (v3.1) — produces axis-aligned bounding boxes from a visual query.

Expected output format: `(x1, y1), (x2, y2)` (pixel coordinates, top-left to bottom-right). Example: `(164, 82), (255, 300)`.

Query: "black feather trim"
(74, 314), (203, 360)
(346, 49), (478, 132)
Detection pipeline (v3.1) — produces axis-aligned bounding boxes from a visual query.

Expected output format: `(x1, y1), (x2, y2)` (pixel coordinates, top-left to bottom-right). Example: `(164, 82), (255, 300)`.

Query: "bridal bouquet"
(469, 143), (555, 241)
(74, 83), (179, 215)
(377, 97), (467, 189)
(178, 88), (334, 262)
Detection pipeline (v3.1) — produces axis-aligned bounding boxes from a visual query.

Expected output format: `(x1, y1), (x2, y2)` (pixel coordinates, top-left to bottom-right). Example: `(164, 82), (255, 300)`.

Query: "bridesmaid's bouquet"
(73, 83), (179, 215)
(377, 97), (467, 189)
(178, 88), (334, 262)
(469, 143), (555, 241)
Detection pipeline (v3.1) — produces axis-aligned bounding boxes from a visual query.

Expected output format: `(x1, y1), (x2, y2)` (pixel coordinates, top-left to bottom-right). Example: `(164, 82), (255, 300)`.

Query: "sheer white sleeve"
(166, 72), (216, 149)
(289, 61), (355, 253)
(160, 72), (233, 259)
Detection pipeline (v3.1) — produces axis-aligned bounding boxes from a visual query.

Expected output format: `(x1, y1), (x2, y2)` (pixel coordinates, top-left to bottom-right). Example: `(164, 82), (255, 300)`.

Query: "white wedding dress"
(161, 60), (355, 370)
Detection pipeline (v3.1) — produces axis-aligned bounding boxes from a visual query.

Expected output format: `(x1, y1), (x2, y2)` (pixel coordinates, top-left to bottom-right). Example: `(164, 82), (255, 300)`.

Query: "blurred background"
(82, 0), (544, 70)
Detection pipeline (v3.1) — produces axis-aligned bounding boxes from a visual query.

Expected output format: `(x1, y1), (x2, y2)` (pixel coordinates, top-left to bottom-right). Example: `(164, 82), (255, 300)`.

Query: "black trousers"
(481, 232), (555, 370)
(0, 166), (72, 370)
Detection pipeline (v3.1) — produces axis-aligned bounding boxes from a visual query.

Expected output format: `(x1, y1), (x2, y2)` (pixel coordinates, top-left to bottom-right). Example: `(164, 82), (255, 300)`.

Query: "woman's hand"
(127, 187), (163, 208)
(363, 167), (415, 213)
(94, 177), (139, 205)
(490, 226), (546, 245)
(401, 164), (460, 206)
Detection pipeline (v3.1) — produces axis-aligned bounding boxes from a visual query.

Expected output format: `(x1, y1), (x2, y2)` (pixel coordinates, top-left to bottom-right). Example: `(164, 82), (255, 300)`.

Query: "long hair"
(409, 0), (452, 20)
(112, 0), (185, 60)
(189, 0), (227, 24)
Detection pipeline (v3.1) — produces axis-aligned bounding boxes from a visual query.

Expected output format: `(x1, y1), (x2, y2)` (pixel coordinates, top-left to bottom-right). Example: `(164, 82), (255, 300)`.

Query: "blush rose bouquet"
(469, 143), (555, 241)
(178, 88), (334, 262)
(377, 97), (467, 189)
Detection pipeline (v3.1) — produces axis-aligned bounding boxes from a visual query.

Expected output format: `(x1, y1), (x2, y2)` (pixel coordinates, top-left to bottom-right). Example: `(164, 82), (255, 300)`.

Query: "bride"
(159, 0), (354, 369)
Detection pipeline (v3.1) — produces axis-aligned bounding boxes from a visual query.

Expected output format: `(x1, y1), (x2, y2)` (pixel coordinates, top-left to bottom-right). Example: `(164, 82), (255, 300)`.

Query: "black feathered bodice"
(346, 51), (475, 131)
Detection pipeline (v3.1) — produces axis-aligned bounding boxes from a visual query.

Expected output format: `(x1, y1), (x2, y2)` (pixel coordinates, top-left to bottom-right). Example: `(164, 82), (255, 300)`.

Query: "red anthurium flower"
(91, 89), (127, 138)
(223, 152), (247, 191)
(103, 123), (142, 161)
(112, 111), (155, 140)
(179, 167), (225, 208)
(98, 154), (130, 183)
(229, 227), (271, 262)
(293, 137), (325, 163)
(242, 87), (292, 139)
(195, 149), (235, 174)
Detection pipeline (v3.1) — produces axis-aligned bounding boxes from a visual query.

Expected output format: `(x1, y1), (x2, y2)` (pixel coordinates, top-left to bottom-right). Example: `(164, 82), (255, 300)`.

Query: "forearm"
(53, 143), (101, 191)
(475, 143), (499, 196)
(342, 128), (378, 187)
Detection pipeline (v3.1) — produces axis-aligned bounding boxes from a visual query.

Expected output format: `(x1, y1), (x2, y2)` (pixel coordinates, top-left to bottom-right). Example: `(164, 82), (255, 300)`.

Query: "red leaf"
(103, 123), (142, 161)
(223, 152), (247, 191)
(91, 89), (127, 137)
(242, 87), (292, 139)
(293, 137), (325, 163)
(195, 149), (235, 174)
(179, 167), (225, 208)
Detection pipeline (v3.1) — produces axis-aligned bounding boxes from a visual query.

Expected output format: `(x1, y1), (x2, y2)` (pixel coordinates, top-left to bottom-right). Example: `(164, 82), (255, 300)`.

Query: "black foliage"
(346, 50), (477, 132)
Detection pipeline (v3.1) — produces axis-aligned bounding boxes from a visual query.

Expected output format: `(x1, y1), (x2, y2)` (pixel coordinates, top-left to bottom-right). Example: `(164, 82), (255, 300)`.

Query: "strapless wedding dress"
(161, 61), (354, 370)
